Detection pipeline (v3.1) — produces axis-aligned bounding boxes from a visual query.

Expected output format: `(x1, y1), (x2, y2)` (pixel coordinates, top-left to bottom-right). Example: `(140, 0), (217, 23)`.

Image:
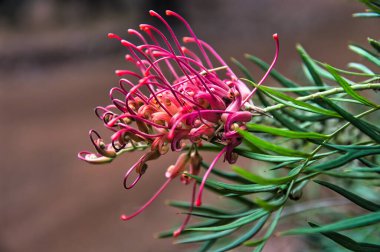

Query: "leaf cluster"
(159, 2), (380, 251)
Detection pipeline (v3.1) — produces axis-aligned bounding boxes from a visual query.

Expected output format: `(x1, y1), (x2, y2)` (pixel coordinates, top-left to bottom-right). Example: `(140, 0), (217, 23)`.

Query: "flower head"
(78, 10), (279, 237)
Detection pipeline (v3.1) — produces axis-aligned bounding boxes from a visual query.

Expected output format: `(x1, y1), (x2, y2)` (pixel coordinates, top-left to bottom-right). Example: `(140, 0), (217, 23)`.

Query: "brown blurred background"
(0, 0), (378, 251)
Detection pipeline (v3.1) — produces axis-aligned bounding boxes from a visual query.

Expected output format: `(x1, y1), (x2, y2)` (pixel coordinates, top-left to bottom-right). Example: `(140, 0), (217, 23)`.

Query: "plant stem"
(264, 83), (380, 112)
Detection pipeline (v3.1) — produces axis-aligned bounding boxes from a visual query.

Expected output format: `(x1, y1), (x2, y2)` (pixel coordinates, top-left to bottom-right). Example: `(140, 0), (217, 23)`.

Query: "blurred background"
(0, 0), (378, 251)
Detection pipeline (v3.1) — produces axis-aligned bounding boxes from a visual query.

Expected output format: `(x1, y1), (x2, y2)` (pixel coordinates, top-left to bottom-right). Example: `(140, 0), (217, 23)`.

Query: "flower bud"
(180, 173), (191, 185)
(78, 151), (113, 164)
(190, 151), (202, 176)
(165, 153), (190, 179)
(94, 139), (117, 158)
(136, 150), (161, 174)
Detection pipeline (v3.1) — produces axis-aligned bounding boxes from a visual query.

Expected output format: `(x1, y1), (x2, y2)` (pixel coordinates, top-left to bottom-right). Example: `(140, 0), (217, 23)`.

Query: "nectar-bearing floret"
(78, 10), (279, 237)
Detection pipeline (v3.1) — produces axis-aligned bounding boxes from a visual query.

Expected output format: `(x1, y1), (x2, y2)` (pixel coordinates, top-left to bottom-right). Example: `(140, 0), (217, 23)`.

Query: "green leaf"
(282, 109), (331, 122)
(267, 86), (330, 92)
(323, 171), (380, 180)
(281, 211), (380, 235)
(270, 160), (300, 170)
(325, 64), (378, 107)
(174, 229), (236, 244)
(188, 174), (279, 194)
(349, 44), (380, 66)
(322, 98), (380, 143)
(353, 12), (380, 18)
(298, 48), (358, 86)
(200, 161), (252, 184)
(327, 144), (380, 152)
(213, 215), (269, 252)
(359, 157), (379, 167)
(235, 148), (305, 162)
(247, 123), (329, 139)
(255, 180), (295, 211)
(244, 207), (284, 250)
(255, 196), (287, 211)
(308, 222), (380, 252)
(188, 209), (268, 232)
(368, 37), (380, 53)
(197, 239), (217, 252)
(231, 57), (256, 82)
(157, 219), (221, 238)
(296, 45), (325, 88)
(238, 129), (310, 157)
(308, 144), (380, 172)
(222, 193), (258, 208)
(347, 166), (380, 172)
(319, 62), (378, 77)
(183, 207), (259, 220)
(348, 62), (375, 74)
(329, 97), (365, 105)
(314, 180), (380, 211)
(167, 201), (231, 215)
(232, 166), (299, 185)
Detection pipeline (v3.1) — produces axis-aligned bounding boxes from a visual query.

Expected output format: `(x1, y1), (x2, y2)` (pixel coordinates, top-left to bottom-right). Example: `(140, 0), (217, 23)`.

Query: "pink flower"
(78, 10), (279, 237)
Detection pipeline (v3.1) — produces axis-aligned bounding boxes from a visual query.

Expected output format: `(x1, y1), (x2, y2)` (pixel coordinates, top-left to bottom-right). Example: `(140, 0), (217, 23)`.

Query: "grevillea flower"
(78, 10), (279, 237)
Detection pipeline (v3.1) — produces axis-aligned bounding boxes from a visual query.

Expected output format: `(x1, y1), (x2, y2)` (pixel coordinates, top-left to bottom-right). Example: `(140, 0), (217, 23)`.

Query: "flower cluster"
(78, 10), (279, 237)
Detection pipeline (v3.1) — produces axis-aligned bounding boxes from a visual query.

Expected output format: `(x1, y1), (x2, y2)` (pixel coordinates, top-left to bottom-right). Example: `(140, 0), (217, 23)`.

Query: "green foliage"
(354, 0), (380, 17)
(313, 180), (380, 211)
(308, 223), (380, 252)
(160, 2), (380, 251)
(281, 212), (380, 235)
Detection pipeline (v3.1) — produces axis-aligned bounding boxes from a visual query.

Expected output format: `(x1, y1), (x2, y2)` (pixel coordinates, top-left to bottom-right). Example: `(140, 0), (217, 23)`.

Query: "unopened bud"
(231, 123), (240, 131)
(94, 139), (117, 158)
(165, 153), (190, 179)
(190, 151), (202, 176)
(78, 151), (113, 164)
(180, 173), (191, 185)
